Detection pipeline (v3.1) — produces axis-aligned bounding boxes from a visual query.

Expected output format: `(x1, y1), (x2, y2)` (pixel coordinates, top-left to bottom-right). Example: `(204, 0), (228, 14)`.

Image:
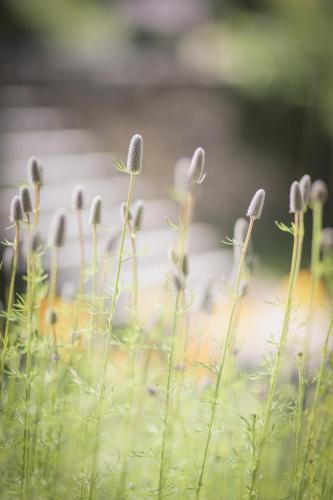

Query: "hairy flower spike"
(49, 210), (67, 248)
(127, 134), (143, 174)
(188, 147), (206, 186)
(20, 186), (33, 214)
(46, 308), (58, 326)
(30, 231), (42, 253)
(289, 181), (304, 213)
(10, 196), (23, 223)
(105, 231), (121, 254)
(132, 199), (144, 231)
(299, 175), (311, 209)
(246, 189), (265, 219)
(182, 254), (189, 277)
(27, 156), (42, 186)
(310, 180), (328, 204)
(120, 202), (132, 223)
(321, 227), (333, 253)
(71, 185), (84, 211)
(89, 196), (102, 225)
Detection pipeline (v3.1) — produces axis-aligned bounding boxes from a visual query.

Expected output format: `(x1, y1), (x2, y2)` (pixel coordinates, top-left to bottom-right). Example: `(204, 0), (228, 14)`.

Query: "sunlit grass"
(0, 136), (332, 499)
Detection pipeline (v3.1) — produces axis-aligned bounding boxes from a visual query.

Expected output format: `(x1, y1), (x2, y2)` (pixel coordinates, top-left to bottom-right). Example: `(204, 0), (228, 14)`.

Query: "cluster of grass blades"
(0, 134), (333, 500)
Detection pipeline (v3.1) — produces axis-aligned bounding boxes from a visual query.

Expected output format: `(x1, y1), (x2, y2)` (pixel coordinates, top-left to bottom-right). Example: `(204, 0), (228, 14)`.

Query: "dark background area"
(0, 0), (332, 275)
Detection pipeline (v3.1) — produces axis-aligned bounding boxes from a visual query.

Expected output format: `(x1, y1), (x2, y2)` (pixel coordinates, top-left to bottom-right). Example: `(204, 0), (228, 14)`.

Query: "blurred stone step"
(0, 106), (78, 133)
(0, 129), (103, 160)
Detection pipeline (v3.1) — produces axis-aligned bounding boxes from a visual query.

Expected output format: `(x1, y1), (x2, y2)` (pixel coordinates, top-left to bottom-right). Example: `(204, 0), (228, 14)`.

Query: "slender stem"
(129, 228), (138, 322)
(298, 315), (333, 498)
(102, 173), (136, 378)
(196, 217), (255, 499)
(72, 210), (86, 335)
(89, 224), (98, 356)
(48, 248), (59, 311)
(158, 192), (194, 498)
(22, 219), (34, 497)
(158, 287), (181, 500)
(88, 174), (136, 500)
(304, 202), (323, 370)
(0, 223), (20, 378)
(294, 353), (304, 499)
(248, 212), (303, 498)
(34, 184), (41, 229)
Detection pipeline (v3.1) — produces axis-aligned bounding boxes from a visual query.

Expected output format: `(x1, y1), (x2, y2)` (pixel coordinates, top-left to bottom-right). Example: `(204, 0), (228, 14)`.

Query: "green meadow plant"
(0, 139), (333, 500)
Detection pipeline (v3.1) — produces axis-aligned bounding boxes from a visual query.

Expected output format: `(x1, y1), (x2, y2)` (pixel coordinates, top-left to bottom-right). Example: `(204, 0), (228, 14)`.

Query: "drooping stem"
(248, 212), (303, 498)
(196, 217), (255, 499)
(0, 222), (20, 378)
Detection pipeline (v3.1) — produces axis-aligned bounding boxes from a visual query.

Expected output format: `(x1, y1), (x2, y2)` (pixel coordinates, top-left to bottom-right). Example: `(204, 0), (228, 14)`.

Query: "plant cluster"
(0, 136), (332, 499)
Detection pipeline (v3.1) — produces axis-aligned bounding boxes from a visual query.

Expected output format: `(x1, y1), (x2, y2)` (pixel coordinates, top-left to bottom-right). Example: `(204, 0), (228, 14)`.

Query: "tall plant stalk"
(248, 204), (303, 498)
(196, 217), (256, 499)
(294, 352), (305, 499)
(89, 223), (98, 356)
(298, 315), (333, 498)
(0, 222), (20, 378)
(303, 200), (323, 369)
(158, 192), (193, 499)
(102, 173), (136, 377)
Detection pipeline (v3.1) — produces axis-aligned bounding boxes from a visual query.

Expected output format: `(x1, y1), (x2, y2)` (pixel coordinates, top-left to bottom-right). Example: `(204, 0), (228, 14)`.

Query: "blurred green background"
(0, 0), (332, 272)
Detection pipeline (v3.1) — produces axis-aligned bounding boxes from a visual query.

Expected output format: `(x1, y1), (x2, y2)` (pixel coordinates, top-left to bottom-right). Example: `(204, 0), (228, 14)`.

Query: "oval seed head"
(27, 156), (42, 186)
(188, 147), (206, 186)
(173, 272), (185, 291)
(182, 254), (189, 277)
(289, 181), (304, 213)
(10, 195), (23, 223)
(132, 199), (144, 231)
(321, 227), (333, 253)
(105, 230), (121, 254)
(89, 196), (102, 225)
(299, 175), (311, 209)
(174, 157), (191, 195)
(246, 189), (265, 219)
(71, 185), (84, 211)
(20, 186), (33, 214)
(310, 180), (328, 204)
(168, 246), (179, 266)
(30, 231), (42, 253)
(120, 202), (132, 223)
(233, 218), (249, 261)
(49, 209), (67, 248)
(127, 134), (143, 174)
(46, 308), (57, 326)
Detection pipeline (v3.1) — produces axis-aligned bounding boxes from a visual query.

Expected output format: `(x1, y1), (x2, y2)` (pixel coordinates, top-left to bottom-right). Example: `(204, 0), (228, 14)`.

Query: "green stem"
(72, 210), (86, 336)
(34, 184), (41, 229)
(298, 315), (333, 498)
(196, 217), (255, 499)
(304, 202), (323, 370)
(158, 287), (181, 500)
(88, 174), (136, 500)
(248, 212), (303, 498)
(102, 173), (136, 378)
(0, 223), (20, 379)
(89, 224), (98, 357)
(294, 353), (305, 500)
